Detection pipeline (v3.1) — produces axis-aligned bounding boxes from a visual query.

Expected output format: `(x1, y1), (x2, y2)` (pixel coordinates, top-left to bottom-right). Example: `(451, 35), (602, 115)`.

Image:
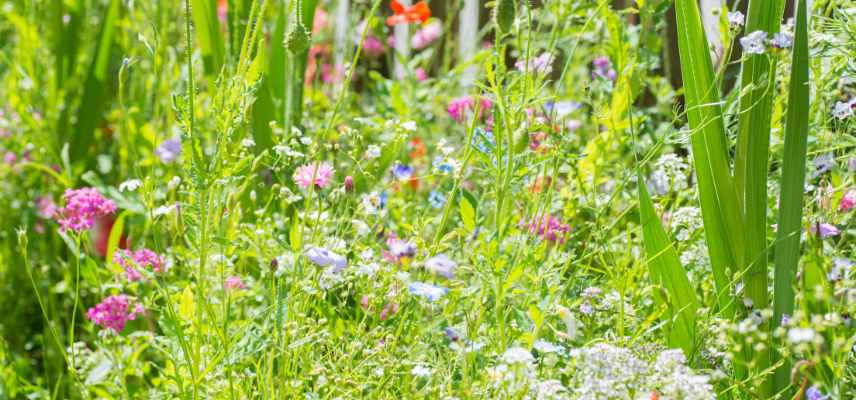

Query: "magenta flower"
(56, 188), (117, 232)
(113, 248), (167, 282)
(447, 96), (492, 123)
(86, 294), (143, 333)
(415, 67), (428, 81)
(3, 151), (16, 165)
(839, 190), (855, 213)
(224, 275), (246, 291)
(592, 56), (617, 81)
(363, 36), (386, 57)
(522, 214), (571, 244)
(293, 162), (335, 189)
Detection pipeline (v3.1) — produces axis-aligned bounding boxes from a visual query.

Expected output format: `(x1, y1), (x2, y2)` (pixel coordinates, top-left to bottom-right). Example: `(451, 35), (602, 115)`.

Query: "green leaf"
(637, 173), (699, 357)
(674, 0), (745, 317)
(105, 211), (128, 266)
(772, 0), (810, 393)
(178, 286), (196, 322)
(69, 0), (120, 163)
(191, 0), (225, 74)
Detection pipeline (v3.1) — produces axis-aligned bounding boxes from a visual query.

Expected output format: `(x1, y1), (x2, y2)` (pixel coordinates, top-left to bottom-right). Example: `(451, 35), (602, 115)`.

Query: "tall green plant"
(772, 0), (810, 393)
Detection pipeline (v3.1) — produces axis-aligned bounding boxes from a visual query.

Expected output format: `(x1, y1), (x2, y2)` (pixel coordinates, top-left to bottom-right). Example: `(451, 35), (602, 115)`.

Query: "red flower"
(386, 0), (430, 26)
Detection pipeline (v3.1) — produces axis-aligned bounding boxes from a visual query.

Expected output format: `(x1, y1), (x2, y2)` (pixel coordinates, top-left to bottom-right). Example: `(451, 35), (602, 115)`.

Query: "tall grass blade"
(69, 0), (120, 163)
(734, 0), (785, 338)
(638, 174), (699, 357)
(674, 0), (745, 317)
(772, 0), (810, 392)
(191, 0), (226, 75)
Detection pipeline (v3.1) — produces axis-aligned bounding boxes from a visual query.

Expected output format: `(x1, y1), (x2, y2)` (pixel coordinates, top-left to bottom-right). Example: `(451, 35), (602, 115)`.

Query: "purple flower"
(805, 385), (826, 400)
(425, 254), (456, 279)
(810, 223), (840, 238)
(304, 246), (348, 272)
(522, 214), (571, 244)
(388, 238), (417, 259)
(591, 56), (616, 81)
(412, 20), (442, 50)
(740, 31), (768, 54)
(392, 164), (414, 180)
(155, 138), (182, 164)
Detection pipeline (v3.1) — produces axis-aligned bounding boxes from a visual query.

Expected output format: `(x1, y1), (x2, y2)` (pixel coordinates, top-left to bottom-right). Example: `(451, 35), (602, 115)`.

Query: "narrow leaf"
(638, 174), (699, 357)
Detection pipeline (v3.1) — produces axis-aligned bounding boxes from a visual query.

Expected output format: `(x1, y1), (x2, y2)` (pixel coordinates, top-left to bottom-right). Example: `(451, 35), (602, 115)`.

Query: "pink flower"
(840, 190), (856, 213)
(224, 275), (246, 291)
(522, 214), (571, 244)
(56, 188), (117, 232)
(113, 248), (166, 282)
(447, 96), (492, 123)
(36, 196), (57, 219)
(363, 36), (386, 57)
(3, 151), (16, 165)
(293, 162), (335, 189)
(415, 67), (428, 81)
(411, 20), (442, 50)
(86, 294), (143, 333)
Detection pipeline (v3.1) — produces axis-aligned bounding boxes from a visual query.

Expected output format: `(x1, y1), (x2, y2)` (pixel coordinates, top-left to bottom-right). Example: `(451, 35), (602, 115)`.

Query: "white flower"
(400, 121), (417, 131)
(500, 347), (534, 365)
(153, 203), (178, 217)
(168, 176), (181, 190)
(769, 32), (793, 49)
(241, 138), (256, 148)
(833, 99), (854, 119)
(119, 179), (142, 192)
(408, 282), (448, 302)
(740, 30), (768, 54)
(533, 340), (561, 353)
(727, 11), (745, 27)
(534, 379), (566, 400)
(365, 145), (382, 160)
(410, 365), (432, 378)
(787, 327), (816, 344)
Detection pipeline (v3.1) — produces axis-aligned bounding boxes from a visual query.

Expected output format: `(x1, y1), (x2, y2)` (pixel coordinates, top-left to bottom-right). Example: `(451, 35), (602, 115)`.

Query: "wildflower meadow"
(1, 0), (856, 398)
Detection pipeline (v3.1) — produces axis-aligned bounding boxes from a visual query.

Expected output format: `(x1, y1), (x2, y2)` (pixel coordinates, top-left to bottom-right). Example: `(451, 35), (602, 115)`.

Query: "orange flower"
(386, 0), (431, 26)
(408, 137), (426, 159)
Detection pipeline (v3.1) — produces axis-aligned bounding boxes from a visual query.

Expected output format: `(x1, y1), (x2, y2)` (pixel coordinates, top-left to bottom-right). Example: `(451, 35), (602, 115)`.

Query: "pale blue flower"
(408, 282), (448, 302)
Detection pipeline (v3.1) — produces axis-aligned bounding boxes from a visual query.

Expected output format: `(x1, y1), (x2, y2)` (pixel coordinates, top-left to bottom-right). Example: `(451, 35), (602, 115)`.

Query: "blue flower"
(156, 138), (182, 164)
(393, 164), (414, 180)
(408, 282), (448, 302)
(428, 190), (446, 209)
(304, 246), (347, 272)
(424, 253), (456, 278)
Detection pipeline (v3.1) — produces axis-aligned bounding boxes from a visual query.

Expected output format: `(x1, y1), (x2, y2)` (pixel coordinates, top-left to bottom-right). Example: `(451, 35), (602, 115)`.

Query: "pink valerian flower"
(522, 214), (571, 244)
(113, 248), (166, 282)
(293, 162), (335, 189)
(447, 96), (492, 123)
(224, 275), (246, 291)
(36, 196), (57, 219)
(412, 20), (442, 50)
(86, 294), (144, 333)
(839, 190), (856, 213)
(56, 188), (117, 232)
